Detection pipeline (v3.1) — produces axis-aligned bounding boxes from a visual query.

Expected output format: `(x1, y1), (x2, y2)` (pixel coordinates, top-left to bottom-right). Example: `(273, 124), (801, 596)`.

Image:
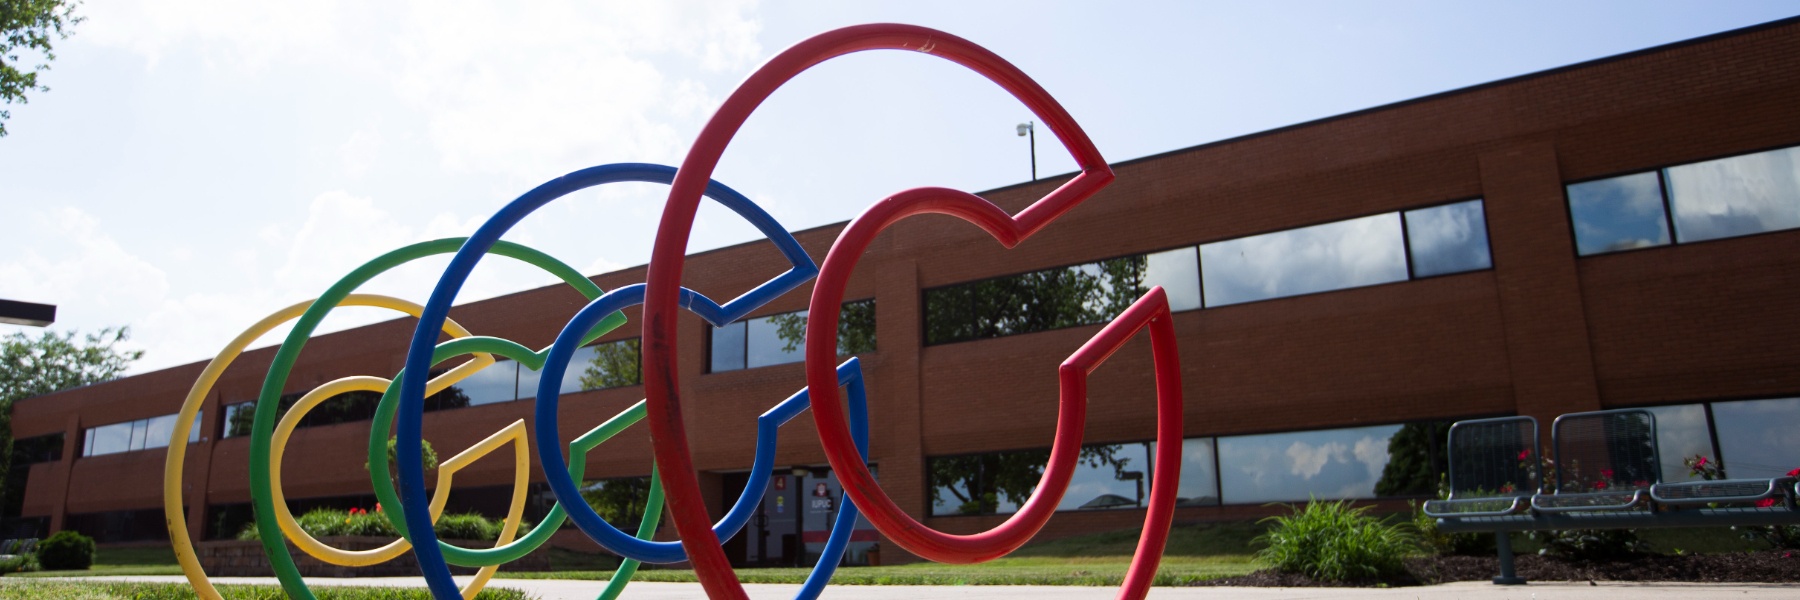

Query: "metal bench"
(1432, 408), (1800, 585)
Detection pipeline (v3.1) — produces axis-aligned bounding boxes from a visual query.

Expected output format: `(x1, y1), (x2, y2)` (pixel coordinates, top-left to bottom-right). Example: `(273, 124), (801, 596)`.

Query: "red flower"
(1600, 469), (1614, 480)
(1500, 484), (1515, 494)
(1633, 480), (1649, 488)
(1696, 456), (1708, 467)
(375, 503), (383, 512)
(1787, 467), (1799, 478)
(1756, 498), (1776, 508)
(1518, 450), (1530, 461)
(1593, 480), (1609, 490)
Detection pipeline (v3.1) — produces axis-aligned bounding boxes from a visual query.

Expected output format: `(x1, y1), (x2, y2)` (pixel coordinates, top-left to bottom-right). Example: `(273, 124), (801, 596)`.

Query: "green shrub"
(235, 508), (519, 542)
(37, 531), (96, 571)
(435, 513), (498, 541)
(1255, 499), (1416, 582)
(0, 552), (40, 573)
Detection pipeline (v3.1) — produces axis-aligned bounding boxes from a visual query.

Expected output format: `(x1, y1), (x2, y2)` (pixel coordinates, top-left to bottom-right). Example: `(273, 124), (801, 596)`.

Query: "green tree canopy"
(1, 0), (83, 136)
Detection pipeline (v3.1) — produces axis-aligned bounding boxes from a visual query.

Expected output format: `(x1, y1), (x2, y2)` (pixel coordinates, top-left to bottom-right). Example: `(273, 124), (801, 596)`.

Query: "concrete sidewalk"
(11, 576), (1795, 599)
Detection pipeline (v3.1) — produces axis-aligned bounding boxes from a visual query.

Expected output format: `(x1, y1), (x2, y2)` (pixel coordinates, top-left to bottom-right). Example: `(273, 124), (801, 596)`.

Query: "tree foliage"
(579, 338), (641, 390)
(581, 477), (651, 527)
(924, 256), (1144, 345)
(1, 326), (141, 518)
(770, 299), (877, 356)
(928, 445), (1134, 515)
(0, 0), (83, 136)
(1373, 422), (1449, 497)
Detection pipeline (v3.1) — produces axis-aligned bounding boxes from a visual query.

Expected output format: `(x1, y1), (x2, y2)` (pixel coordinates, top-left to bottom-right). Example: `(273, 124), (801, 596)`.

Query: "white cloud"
(1352, 435), (1391, 480)
(340, 130), (383, 177)
(1286, 440), (1348, 480)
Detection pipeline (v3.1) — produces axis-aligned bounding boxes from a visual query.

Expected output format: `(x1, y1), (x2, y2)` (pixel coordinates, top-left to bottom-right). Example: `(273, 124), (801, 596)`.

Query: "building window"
(1171, 437), (1221, 507)
(520, 338), (642, 398)
(923, 257), (1147, 345)
(1144, 247), (1203, 312)
(456, 360), (519, 406)
(1216, 421), (1447, 505)
(1666, 145), (1800, 244)
(710, 300), (876, 373)
(220, 382), (475, 439)
(1709, 397), (1800, 480)
(928, 442), (1156, 516)
(81, 412), (201, 457)
(1202, 213), (1409, 308)
(1567, 171), (1672, 255)
(1568, 144), (1800, 256)
(1404, 200), (1493, 278)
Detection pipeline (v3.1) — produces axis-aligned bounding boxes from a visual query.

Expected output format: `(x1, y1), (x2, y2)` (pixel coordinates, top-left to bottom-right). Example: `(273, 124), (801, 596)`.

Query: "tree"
(1, 326), (142, 517)
(581, 477), (651, 527)
(1, 0), (83, 137)
(1374, 422), (1450, 497)
(578, 338), (641, 390)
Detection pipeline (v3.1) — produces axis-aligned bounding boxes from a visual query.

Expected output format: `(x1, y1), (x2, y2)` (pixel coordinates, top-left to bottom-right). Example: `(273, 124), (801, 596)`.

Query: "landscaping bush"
(236, 508), (520, 542)
(37, 531), (95, 571)
(1255, 499), (1416, 582)
(0, 552), (39, 574)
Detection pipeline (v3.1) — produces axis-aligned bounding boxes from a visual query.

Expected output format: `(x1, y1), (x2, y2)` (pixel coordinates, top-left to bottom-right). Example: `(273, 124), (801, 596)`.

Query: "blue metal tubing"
(397, 163), (818, 600)
(534, 284), (869, 564)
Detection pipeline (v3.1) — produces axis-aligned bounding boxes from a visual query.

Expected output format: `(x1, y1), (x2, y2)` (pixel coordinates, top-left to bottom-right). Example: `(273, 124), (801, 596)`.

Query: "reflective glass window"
(141, 415), (177, 450)
(86, 423), (131, 456)
(928, 450), (1041, 516)
(1666, 146), (1800, 244)
(127, 419), (148, 452)
(925, 257), (1145, 345)
(1711, 397), (1800, 479)
(557, 338), (641, 393)
(1404, 200), (1492, 277)
(190, 411), (204, 443)
(1200, 213), (1408, 307)
(224, 402), (255, 438)
(458, 360), (518, 406)
(747, 312), (804, 369)
(1143, 247), (1202, 312)
(1059, 443), (1154, 511)
(710, 321), (746, 372)
(1217, 424), (1403, 504)
(1169, 437), (1220, 507)
(1640, 404), (1714, 482)
(1567, 172), (1671, 256)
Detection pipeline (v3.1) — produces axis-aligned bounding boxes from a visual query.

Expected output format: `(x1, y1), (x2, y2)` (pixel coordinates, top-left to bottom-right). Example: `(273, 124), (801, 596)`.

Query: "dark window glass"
(1143, 247), (1202, 311)
(580, 477), (654, 530)
(1666, 146), (1800, 244)
(1404, 200), (1492, 277)
(1567, 172), (1671, 256)
(928, 443), (1155, 516)
(924, 257), (1144, 345)
(1712, 397), (1800, 479)
(12, 434), (64, 464)
(710, 321), (746, 372)
(1201, 213), (1407, 307)
(127, 419), (148, 452)
(1217, 424), (1404, 504)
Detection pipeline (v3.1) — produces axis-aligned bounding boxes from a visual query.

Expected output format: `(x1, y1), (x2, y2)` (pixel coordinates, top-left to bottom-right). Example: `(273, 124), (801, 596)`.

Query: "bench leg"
(1492, 532), (1527, 585)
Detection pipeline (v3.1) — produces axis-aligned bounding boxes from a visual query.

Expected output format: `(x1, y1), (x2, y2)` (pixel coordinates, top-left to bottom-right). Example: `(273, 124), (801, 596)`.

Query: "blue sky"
(4, 1), (1798, 372)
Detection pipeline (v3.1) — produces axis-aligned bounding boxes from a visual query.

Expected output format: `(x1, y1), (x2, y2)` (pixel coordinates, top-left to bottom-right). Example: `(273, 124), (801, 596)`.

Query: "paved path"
(12, 576), (1795, 599)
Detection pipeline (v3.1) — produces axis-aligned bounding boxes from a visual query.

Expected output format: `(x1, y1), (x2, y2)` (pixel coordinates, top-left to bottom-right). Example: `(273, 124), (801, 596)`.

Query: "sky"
(4, 1), (1799, 374)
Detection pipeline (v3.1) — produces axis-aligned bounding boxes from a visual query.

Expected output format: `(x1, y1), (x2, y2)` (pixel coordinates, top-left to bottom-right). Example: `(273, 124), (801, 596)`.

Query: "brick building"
(9, 17), (1800, 567)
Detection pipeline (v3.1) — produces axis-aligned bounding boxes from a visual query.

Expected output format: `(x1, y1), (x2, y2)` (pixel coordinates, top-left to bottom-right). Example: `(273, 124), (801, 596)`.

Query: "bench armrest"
(1424, 496), (1529, 518)
(1531, 489), (1646, 513)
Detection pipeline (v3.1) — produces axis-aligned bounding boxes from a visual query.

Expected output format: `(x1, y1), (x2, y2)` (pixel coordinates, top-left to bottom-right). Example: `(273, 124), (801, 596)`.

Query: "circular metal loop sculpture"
(169, 23), (1185, 600)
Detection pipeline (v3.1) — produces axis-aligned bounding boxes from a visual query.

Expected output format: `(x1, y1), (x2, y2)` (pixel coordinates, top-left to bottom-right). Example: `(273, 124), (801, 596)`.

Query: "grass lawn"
(13, 546), (185, 578)
(500, 521), (1265, 586)
(0, 580), (529, 599)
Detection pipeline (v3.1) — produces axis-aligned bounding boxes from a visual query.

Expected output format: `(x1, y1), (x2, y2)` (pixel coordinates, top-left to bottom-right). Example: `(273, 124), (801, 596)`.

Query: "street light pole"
(1016, 121), (1036, 181)
(0, 298), (56, 327)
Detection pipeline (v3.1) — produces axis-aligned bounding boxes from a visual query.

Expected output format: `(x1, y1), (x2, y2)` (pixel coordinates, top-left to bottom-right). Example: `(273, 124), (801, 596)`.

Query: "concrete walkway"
(10, 576), (1795, 599)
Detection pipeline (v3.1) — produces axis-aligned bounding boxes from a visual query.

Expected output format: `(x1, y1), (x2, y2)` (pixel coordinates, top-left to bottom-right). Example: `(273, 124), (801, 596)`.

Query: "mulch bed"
(1192, 550), (1800, 587)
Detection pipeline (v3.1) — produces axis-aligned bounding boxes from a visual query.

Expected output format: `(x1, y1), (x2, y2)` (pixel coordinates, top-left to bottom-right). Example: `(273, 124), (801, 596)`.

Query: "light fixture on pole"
(0, 299), (56, 327)
(1016, 121), (1036, 181)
